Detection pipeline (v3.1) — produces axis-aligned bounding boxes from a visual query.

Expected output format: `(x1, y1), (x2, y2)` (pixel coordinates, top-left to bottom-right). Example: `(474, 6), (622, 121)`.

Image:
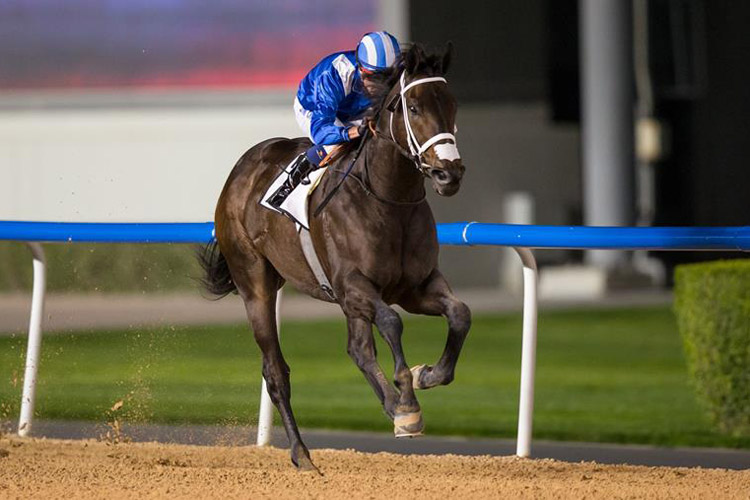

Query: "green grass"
(0, 242), (200, 293)
(1, 306), (748, 448)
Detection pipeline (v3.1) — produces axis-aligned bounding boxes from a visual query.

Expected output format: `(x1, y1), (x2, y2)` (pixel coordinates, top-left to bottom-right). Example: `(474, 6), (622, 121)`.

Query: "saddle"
(259, 146), (343, 229)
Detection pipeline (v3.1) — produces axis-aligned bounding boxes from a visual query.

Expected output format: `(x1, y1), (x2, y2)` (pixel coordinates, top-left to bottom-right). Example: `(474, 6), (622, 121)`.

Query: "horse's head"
(384, 43), (465, 196)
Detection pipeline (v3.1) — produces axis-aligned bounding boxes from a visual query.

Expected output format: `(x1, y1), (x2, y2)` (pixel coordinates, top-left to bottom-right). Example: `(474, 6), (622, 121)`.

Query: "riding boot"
(267, 154), (317, 209)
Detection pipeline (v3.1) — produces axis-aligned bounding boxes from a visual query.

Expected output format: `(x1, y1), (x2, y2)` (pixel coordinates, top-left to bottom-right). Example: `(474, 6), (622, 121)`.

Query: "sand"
(0, 436), (747, 499)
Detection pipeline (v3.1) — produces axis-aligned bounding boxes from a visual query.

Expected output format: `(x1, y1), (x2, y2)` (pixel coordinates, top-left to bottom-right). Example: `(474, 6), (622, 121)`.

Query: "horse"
(199, 43), (471, 472)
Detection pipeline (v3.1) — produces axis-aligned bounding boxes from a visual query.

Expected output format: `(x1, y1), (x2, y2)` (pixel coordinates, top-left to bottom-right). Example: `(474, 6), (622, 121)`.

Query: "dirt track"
(1, 436), (747, 499)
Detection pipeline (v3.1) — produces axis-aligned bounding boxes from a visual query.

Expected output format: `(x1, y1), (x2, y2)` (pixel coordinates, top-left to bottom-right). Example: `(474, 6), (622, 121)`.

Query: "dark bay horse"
(200, 44), (471, 472)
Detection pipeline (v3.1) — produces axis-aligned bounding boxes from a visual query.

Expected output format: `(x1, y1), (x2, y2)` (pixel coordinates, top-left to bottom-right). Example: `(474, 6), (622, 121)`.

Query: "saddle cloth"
(259, 156), (327, 230)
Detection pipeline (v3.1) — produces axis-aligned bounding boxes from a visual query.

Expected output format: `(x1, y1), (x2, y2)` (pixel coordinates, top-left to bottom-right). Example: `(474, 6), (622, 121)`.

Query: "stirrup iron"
(268, 154), (314, 209)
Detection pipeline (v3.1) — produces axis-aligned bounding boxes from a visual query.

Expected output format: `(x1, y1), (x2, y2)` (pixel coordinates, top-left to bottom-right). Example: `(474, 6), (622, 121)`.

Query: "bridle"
(378, 71), (461, 175)
(315, 70), (459, 215)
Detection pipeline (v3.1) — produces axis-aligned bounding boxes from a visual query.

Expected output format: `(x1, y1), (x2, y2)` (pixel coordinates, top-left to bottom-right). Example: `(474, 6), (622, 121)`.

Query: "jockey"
(267, 31), (401, 209)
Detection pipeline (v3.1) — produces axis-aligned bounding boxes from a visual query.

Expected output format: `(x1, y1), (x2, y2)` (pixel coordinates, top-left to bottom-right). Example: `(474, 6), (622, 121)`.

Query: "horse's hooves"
(295, 455), (322, 475)
(394, 410), (424, 438)
(410, 364), (430, 390)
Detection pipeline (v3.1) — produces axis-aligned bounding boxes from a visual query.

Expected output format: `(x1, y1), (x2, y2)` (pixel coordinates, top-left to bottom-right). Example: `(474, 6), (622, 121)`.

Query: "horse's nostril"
(433, 170), (448, 182)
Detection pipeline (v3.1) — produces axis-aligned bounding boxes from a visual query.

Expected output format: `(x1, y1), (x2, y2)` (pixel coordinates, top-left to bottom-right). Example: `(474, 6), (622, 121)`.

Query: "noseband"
(383, 71), (460, 174)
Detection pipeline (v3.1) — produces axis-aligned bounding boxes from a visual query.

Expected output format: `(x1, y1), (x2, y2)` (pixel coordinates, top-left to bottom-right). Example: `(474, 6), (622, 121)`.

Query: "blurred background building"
(1, 0), (748, 290)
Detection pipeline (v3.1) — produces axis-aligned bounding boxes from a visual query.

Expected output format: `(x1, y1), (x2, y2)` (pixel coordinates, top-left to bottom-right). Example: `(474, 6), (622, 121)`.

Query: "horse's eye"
(408, 105), (418, 115)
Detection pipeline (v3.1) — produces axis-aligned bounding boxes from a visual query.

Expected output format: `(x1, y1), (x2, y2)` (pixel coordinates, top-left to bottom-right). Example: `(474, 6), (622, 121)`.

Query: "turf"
(1, 306), (748, 448)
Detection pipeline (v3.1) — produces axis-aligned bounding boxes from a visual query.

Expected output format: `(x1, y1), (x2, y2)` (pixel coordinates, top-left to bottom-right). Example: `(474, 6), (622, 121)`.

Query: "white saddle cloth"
(259, 157), (327, 230)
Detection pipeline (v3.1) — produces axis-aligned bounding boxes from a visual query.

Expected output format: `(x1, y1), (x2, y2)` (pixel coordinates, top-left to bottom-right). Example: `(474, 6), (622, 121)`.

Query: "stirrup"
(267, 155), (313, 209)
(291, 154), (315, 178)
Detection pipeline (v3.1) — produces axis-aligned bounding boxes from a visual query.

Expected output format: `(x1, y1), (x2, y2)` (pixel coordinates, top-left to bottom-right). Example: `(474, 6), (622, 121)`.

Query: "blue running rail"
(4, 220), (749, 251)
(0, 221), (215, 244)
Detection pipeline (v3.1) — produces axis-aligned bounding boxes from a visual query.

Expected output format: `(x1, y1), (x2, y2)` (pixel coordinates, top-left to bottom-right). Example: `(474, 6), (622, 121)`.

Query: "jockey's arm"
(309, 71), (358, 145)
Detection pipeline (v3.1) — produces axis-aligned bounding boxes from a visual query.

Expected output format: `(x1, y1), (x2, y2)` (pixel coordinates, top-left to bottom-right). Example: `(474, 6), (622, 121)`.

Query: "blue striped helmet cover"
(356, 31), (401, 72)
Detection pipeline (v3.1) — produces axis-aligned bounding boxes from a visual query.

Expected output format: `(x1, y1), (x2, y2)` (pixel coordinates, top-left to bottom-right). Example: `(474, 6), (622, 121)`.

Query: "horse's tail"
(197, 241), (237, 299)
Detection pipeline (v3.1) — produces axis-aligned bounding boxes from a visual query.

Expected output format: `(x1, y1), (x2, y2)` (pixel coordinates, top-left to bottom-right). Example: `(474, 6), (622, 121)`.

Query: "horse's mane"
(335, 42), (453, 158)
(363, 42), (453, 116)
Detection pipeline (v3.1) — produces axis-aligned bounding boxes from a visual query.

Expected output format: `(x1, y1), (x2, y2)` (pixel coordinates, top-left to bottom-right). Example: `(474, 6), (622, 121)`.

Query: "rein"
(312, 127), (370, 218)
(344, 144), (427, 206)
(368, 119), (419, 167)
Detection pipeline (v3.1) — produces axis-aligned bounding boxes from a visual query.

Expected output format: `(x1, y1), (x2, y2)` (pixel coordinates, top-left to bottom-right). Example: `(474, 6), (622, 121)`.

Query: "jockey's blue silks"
(296, 32), (401, 147)
(296, 52), (371, 145)
(305, 144), (328, 167)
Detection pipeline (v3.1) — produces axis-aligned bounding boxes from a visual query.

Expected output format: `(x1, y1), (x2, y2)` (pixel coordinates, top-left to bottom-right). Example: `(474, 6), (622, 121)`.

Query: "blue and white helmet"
(356, 31), (401, 73)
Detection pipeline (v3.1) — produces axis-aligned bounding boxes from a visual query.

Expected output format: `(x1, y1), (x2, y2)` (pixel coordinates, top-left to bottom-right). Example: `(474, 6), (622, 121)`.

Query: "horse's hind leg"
(343, 273), (423, 437)
(399, 269), (471, 390)
(236, 258), (318, 472)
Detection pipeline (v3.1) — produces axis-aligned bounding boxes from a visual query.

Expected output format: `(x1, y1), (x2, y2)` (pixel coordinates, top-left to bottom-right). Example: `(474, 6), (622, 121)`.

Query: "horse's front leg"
(346, 316), (400, 419)
(398, 269), (472, 390)
(342, 273), (424, 437)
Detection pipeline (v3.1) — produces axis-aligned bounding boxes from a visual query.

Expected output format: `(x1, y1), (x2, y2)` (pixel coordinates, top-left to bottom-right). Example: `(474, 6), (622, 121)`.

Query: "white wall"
(0, 98), (581, 288)
(0, 103), (298, 222)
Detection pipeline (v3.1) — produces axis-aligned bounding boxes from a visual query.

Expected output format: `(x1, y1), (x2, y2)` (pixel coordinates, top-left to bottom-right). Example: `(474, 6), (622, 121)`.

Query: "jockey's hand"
(348, 119), (371, 140)
(347, 126), (361, 140)
(357, 119), (371, 137)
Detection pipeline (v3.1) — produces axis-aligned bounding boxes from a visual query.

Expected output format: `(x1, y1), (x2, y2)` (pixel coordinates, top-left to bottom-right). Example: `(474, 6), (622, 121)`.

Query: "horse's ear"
(404, 44), (423, 74)
(441, 41), (453, 75)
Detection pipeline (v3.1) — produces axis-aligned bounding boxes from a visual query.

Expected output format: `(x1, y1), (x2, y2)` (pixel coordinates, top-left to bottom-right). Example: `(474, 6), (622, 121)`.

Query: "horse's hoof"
(394, 410), (424, 438)
(410, 364), (430, 390)
(295, 455), (322, 475)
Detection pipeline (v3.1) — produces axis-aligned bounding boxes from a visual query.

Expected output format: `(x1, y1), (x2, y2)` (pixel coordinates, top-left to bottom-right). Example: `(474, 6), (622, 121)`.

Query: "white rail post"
(18, 242), (47, 437)
(256, 289), (282, 446)
(513, 247), (538, 457)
